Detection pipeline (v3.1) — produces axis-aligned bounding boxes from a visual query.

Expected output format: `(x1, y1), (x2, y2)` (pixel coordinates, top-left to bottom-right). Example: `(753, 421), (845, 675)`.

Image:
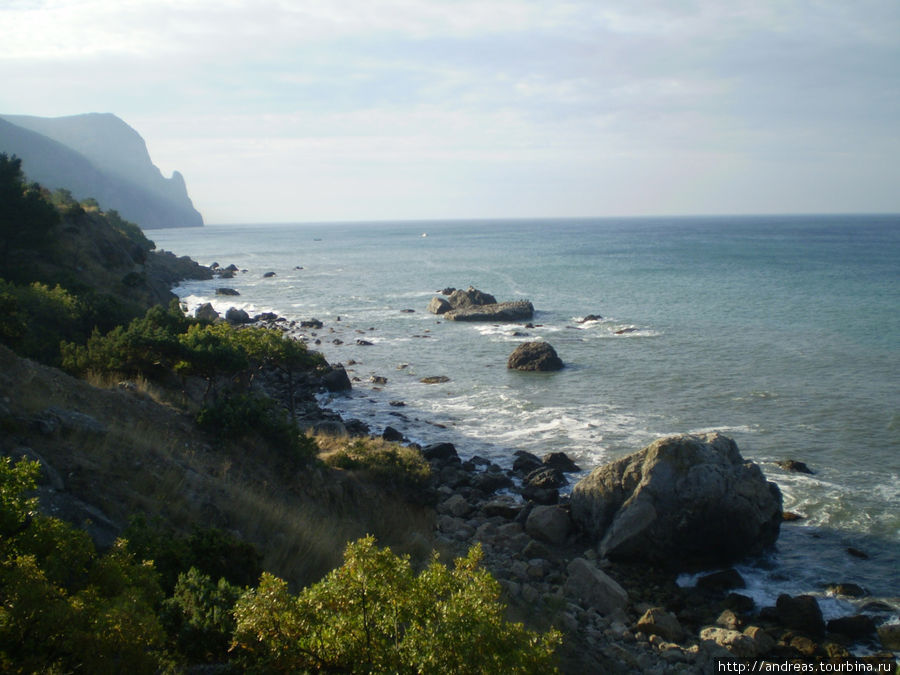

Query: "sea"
(149, 214), (900, 633)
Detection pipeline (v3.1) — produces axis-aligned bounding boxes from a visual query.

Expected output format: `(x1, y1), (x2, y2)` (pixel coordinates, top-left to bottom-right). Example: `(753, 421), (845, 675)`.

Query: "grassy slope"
(1, 183), (435, 589)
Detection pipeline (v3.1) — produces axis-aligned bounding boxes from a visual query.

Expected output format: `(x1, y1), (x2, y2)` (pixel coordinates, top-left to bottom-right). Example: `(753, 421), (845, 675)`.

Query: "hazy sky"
(2, 1), (898, 223)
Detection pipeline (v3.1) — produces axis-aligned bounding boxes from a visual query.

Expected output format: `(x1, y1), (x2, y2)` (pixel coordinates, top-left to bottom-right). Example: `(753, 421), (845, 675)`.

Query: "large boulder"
(507, 341), (564, 371)
(321, 365), (352, 392)
(570, 433), (782, 568)
(445, 300), (534, 322)
(564, 558), (628, 616)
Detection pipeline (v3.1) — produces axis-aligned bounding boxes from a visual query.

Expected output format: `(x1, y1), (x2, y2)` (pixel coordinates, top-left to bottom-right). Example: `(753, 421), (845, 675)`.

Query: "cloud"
(1, 0), (898, 220)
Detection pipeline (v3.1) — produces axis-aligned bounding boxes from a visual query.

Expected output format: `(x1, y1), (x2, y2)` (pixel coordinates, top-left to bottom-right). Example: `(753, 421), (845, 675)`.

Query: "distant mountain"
(0, 113), (203, 229)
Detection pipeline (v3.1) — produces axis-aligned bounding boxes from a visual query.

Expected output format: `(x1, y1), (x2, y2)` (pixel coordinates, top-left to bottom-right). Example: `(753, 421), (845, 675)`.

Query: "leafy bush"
(232, 535), (561, 673)
(160, 567), (243, 664)
(122, 514), (263, 593)
(197, 393), (318, 463)
(0, 279), (82, 364)
(0, 458), (166, 673)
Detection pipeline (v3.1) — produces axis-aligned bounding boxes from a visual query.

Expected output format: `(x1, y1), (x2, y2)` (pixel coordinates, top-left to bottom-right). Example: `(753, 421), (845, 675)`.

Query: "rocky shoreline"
(185, 266), (900, 673)
(196, 278), (898, 673)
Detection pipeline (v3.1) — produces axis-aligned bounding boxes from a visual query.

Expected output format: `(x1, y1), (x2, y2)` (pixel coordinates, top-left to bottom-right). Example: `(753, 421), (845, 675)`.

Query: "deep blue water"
(151, 214), (900, 624)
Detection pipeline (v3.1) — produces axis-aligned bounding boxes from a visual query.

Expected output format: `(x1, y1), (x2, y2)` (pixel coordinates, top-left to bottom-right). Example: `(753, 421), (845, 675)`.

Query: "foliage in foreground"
(232, 535), (562, 674)
(0, 458), (165, 674)
(0, 458), (561, 672)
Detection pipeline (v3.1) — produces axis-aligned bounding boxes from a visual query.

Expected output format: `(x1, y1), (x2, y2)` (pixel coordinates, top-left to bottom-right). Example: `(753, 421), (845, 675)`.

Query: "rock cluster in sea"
(427, 285), (535, 322)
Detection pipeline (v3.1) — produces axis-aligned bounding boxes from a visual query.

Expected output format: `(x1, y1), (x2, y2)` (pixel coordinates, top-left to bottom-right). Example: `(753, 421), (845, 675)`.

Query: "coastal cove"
(151, 215), (900, 644)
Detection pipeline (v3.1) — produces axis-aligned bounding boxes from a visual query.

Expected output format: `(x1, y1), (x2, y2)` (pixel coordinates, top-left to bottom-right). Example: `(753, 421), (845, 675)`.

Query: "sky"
(2, 0), (899, 224)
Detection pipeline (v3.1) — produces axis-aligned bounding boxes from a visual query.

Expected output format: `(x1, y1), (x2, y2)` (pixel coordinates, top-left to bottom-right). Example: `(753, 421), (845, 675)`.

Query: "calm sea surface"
(150, 214), (899, 624)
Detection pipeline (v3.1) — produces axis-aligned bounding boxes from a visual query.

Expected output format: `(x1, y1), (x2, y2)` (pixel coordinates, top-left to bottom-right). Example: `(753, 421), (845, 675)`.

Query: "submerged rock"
(777, 459), (814, 474)
(570, 432), (782, 568)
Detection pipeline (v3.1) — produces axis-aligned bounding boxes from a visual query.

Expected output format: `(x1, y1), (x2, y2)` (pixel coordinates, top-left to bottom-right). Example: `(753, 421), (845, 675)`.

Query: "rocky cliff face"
(0, 113), (203, 229)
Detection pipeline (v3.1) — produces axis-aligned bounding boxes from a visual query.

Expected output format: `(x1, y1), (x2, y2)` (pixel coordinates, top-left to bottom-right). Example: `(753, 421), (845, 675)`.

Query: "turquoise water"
(150, 214), (900, 620)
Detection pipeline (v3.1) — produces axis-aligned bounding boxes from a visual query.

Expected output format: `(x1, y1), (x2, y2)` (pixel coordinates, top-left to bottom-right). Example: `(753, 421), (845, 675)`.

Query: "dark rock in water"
(422, 442), (458, 462)
(195, 302), (219, 322)
(321, 365), (352, 392)
(860, 601), (893, 613)
(614, 327), (638, 335)
(725, 593), (756, 614)
(512, 450), (543, 475)
(776, 594), (826, 636)
(370, 376), (388, 385)
(570, 432), (783, 568)
(523, 466), (568, 490)
(521, 485), (559, 505)
(216, 287), (240, 296)
(777, 459), (814, 474)
(344, 419), (370, 436)
(697, 568), (746, 592)
(471, 470), (513, 494)
(446, 300), (534, 322)
(420, 375), (450, 384)
(846, 547), (869, 559)
(427, 296), (452, 314)
(542, 451), (581, 473)
(262, 271), (276, 278)
(225, 307), (251, 324)
(356, 339), (374, 346)
(826, 583), (867, 598)
(578, 314), (603, 323)
(225, 264), (239, 272)
(389, 400), (406, 407)
(255, 312), (279, 322)
(381, 426), (404, 442)
(827, 615), (876, 640)
(507, 341), (563, 371)
(400, 309), (415, 313)
(877, 623), (900, 650)
(439, 287), (456, 295)
(301, 318), (324, 329)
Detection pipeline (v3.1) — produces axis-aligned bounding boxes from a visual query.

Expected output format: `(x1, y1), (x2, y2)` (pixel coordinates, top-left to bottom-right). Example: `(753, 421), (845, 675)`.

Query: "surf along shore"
(194, 276), (899, 673)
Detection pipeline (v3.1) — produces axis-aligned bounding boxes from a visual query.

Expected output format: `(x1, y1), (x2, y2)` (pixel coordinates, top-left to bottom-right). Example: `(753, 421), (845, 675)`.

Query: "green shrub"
(0, 458), (166, 673)
(0, 279), (82, 364)
(197, 393), (318, 464)
(323, 436), (431, 492)
(160, 567), (242, 665)
(232, 535), (561, 673)
(122, 514), (263, 594)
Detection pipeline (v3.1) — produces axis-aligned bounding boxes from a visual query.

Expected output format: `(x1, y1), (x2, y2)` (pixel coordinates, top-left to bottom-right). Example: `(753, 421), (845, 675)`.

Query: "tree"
(232, 536), (562, 673)
(0, 153), (59, 273)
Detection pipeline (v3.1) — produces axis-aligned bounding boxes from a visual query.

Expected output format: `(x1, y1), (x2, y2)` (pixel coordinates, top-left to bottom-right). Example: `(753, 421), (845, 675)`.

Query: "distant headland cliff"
(0, 112), (203, 229)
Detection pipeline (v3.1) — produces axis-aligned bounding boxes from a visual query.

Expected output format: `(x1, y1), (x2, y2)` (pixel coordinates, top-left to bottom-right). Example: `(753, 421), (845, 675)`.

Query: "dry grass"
(1, 345), (436, 590)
